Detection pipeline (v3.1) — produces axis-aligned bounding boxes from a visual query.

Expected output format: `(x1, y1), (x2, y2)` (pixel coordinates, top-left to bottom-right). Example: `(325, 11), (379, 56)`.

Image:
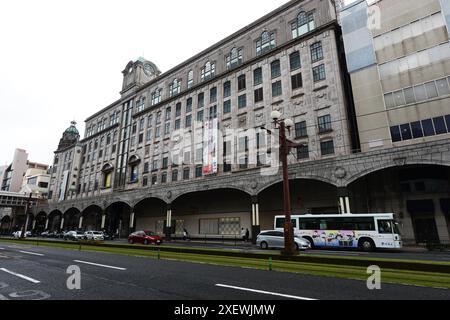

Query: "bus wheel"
(359, 238), (375, 252)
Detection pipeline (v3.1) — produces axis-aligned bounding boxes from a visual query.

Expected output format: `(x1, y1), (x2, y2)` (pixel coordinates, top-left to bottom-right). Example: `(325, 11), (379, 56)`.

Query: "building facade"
(340, 0), (450, 243)
(34, 0), (450, 245)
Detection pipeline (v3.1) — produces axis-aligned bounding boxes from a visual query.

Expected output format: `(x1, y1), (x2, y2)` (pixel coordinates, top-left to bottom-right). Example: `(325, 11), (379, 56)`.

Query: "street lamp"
(271, 111), (298, 256)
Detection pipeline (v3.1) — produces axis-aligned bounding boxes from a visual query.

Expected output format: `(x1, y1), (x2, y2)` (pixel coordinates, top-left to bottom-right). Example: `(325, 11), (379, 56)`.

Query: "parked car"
(128, 231), (162, 245)
(256, 230), (311, 251)
(85, 231), (105, 241)
(40, 231), (50, 238)
(63, 231), (86, 241)
(12, 231), (32, 239)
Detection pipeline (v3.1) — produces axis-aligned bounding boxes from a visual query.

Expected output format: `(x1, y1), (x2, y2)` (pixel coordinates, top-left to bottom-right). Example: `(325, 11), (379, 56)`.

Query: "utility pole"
(20, 194), (33, 239)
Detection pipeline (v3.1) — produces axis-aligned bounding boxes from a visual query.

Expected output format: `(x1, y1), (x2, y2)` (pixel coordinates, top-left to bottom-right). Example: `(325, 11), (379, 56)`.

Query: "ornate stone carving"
(334, 167), (347, 179)
(393, 157), (407, 167)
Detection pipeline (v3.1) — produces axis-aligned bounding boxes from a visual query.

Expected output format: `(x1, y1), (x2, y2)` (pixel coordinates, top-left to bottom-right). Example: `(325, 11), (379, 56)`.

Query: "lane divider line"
(0, 268), (41, 284)
(74, 260), (127, 271)
(19, 251), (44, 257)
(215, 284), (317, 301)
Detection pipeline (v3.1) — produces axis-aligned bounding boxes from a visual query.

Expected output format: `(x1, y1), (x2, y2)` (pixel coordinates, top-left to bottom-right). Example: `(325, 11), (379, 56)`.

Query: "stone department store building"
(31, 0), (450, 245)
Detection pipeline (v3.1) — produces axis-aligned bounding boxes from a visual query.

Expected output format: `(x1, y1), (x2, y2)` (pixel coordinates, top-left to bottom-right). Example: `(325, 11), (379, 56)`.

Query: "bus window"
(319, 219), (327, 230)
(299, 219), (320, 230)
(377, 220), (394, 234)
(276, 218), (297, 229)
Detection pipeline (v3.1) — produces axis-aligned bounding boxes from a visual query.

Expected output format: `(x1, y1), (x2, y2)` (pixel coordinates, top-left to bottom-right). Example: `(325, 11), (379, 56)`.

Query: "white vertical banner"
(203, 119), (218, 175)
(59, 170), (69, 202)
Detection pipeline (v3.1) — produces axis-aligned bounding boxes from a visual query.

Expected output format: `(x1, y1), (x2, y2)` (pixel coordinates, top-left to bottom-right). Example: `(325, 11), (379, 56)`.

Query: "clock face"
(144, 63), (153, 76)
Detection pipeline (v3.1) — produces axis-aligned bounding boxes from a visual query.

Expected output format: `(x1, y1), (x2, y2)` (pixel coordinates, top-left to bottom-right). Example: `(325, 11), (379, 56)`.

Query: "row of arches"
(17, 164), (450, 244)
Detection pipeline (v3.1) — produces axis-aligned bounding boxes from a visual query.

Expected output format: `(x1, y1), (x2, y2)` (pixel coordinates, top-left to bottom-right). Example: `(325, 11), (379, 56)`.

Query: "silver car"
(257, 230), (311, 251)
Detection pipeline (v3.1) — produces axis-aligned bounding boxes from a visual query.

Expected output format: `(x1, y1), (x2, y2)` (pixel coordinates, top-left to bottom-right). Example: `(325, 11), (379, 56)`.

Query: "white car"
(12, 231), (31, 239)
(256, 230), (311, 251)
(84, 231), (105, 241)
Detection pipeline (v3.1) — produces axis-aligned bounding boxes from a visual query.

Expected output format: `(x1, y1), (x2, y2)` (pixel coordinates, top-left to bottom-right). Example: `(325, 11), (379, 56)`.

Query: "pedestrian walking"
(245, 228), (250, 242)
(241, 228), (246, 242)
(183, 228), (189, 241)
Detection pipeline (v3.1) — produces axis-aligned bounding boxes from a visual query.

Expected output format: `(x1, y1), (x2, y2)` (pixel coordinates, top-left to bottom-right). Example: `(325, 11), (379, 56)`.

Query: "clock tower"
(121, 57), (161, 97)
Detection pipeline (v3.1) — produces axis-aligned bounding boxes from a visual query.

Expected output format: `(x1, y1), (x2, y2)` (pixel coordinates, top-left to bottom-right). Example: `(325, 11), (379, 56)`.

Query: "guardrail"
(2, 237), (450, 274)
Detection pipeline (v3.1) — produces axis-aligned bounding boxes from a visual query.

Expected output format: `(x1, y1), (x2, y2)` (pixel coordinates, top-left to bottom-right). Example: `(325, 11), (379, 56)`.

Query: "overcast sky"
(0, 0), (357, 166)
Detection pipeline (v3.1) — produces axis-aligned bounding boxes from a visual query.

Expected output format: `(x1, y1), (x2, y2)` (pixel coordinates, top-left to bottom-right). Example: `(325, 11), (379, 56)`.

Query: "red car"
(128, 231), (163, 245)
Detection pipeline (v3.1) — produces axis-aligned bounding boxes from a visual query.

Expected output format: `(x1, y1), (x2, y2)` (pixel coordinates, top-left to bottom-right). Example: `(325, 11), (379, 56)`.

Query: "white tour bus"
(274, 213), (402, 251)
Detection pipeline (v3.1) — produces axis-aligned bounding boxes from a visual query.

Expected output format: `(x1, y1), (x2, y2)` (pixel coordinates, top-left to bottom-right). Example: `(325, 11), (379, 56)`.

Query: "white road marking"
(0, 248), (5, 250)
(73, 260), (127, 271)
(0, 268), (41, 284)
(19, 251), (44, 257)
(215, 284), (317, 301)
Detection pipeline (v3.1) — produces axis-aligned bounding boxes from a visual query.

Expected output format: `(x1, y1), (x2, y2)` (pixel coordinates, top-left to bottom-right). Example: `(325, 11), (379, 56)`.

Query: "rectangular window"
(393, 90), (405, 107)
(164, 122), (170, 135)
(310, 42), (323, 62)
(238, 94), (247, 109)
(291, 73), (303, 90)
(165, 107), (171, 121)
(210, 87), (217, 103)
(436, 78), (450, 96)
(296, 145), (309, 159)
(411, 121), (424, 138)
(183, 168), (190, 180)
(271, 60), (281, 78)
(209, 105), (217, 119)
(223, 81), (231, 98)
(186, 98), (193, 113)
(238, 75), (246, 91)
(175, 103), (182, 117)
(197, 110), (204, 122)
(403, 87), (415, 104)
(253, 68), (263, 85)
(151, 175), (158, 185)
(390, 126), (401, 142)
(312, 64), (326, 82)
(433, 117), (447, 134)
(185, 115), (192, 128)
(384, 93), (395, 109)
(162, 157), (169, 169)
(295, 121), (307, 138)
(254, 88), (264, 103)
(400, 124), (412, 140)
(172, 170), (178, 182)
(272, 81), (282, 97)
(320, 140), (335, 156)
(318, 115), (332, 133)
(198, 93), (204, 109)
(161, 173), (167, 184)
(422, 119), (435, 136)
(413, 84), (427, 102)
(223, 100), (231, 114)
(290, 51), (301, 70)
(195, 165), (203, 178)
(425, 81), (438, 99)
(445, 115), (450, 132)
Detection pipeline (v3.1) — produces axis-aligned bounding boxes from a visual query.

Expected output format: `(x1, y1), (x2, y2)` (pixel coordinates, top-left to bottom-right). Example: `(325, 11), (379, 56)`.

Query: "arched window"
(201, 61), (215, 81)
(136, 96), (146, 112)
(102, 164), (114, 188)
(187, 70), (194, 89)
(169, 78), (182, 97)
(292, 11), (315, 38)
(226, 48), (243, 70)
(128, 155), (141, 183)
(151, 89), (162, 105)
(256, 31), (276, 56)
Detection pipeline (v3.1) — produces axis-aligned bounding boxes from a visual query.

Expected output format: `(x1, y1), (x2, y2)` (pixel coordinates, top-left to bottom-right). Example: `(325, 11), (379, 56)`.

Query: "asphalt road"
(0, 241), (449, 301)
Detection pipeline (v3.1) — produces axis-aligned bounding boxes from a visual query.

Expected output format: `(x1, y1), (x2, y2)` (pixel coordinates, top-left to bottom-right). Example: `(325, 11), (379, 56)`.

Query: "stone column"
(129, 211), (135, 234)
(251, 196), (261, 244)
(78, 215), (84, 230)
(60, 217), (65, 231)
(165, 204), (172, 240)
(101, 213), (106, 230)
(338, 188), (351, 214)
(45, 218), (49, 230)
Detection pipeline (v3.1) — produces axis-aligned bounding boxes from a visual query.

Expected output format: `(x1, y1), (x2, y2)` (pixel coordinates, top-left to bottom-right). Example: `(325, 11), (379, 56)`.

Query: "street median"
(2, 237), (450, 274)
